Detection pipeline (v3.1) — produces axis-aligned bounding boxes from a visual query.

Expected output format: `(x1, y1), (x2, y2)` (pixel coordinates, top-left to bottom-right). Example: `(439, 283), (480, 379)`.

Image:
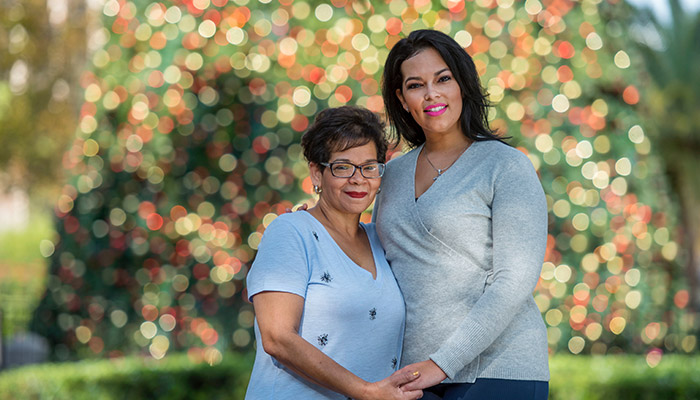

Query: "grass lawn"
(0, 210), (53, 338)
(1, 353), (699, 399)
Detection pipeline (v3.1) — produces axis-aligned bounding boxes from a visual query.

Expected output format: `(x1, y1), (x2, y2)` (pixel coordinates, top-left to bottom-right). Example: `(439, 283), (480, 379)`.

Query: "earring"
(377, 187), (382, 194)
(314, 185), (323, 194)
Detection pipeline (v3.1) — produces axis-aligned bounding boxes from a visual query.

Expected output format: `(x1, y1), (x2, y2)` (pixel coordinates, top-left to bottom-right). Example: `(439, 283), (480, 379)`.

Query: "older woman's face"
(396, 47), (463, 139)
(310, 141), (381, 216)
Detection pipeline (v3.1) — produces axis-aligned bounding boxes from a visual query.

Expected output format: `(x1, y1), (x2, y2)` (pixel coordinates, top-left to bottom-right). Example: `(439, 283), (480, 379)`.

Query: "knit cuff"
(428, 320), (489, 380)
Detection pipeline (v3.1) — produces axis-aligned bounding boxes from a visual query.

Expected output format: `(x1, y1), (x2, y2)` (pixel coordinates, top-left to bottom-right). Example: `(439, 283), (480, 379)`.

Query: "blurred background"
(0, 0), (699, 398)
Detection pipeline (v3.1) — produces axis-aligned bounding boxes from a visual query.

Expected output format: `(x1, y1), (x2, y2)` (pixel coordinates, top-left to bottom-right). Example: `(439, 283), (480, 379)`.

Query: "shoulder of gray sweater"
(475, 139), (536, 172)
(386, 146), (420, 168)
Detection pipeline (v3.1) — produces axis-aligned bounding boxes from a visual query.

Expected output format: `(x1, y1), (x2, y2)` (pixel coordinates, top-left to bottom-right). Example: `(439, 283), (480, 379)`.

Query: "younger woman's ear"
(396, 89), (408, 111)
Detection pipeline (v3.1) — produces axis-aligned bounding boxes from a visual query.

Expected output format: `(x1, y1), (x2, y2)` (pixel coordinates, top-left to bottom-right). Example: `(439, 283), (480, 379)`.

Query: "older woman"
(375, 29), (550, 399)
(245, 106), (422, 400)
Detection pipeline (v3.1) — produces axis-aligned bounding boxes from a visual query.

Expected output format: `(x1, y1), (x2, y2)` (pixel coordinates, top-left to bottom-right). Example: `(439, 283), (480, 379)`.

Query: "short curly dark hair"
(301, 106), (388, 168)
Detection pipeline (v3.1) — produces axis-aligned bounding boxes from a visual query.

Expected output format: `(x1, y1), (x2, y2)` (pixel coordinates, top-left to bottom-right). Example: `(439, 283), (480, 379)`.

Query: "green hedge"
(550, 355), (700, 400)
(1, 354), (699, 399)
(0, 352), (254, 400)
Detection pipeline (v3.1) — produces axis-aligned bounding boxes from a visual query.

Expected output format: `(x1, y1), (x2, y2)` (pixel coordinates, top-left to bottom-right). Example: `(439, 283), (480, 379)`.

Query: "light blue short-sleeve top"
(245, 211), (406, 400)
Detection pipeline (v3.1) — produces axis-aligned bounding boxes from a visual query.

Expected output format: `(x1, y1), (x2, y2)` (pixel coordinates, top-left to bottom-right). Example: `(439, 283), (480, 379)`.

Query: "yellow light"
(568, 336), (585, 354)
(315, 4), (333, 22)
(625, 290), (642, 309)
(585, 323), (603, 341)
(614, 50), (631, 69)
(164, 6), (182, 24)
(609, 316), (626, 334)
(368, 15), (386, 32)
(552, 94), (569, 113)
(572, 213), (590, 231)
(351, 33), (370, 52)
(554, 264), (572, 283)
(279, 37), (298, 55)
(540, 262), (555, 280)
(581, 253), (599, 272)
(525, 0), (543, 15)
(76, 326), (92, 344)
(140, 321), (158, 339)
(575, 140), (593, 158)
(506, 102), (525, 121)
(585, 32), (603, 50)
(662, 242), (678, 260)
(545, 309), (563, 326)
(454, 30), (472, 48)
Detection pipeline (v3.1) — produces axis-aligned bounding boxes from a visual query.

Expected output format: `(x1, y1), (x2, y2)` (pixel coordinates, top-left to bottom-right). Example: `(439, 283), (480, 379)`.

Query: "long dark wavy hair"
(382, 29), (505, 148)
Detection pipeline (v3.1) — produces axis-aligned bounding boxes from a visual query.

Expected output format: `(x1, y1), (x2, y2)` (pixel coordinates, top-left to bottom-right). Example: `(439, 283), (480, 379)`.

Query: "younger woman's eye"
(438, 75), (451, 82)
(406, 83), (422, 89)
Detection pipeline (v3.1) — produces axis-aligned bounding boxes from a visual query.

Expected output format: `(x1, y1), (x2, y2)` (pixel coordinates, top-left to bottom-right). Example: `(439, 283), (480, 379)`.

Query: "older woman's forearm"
(260, 329), (370, 398)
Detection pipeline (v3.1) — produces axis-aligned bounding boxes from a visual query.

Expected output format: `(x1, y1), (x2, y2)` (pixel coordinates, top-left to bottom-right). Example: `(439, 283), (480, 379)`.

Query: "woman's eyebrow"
(434, 68), (450, 76)
(404, 68), (450, 84)
(330, 158), (380, 163)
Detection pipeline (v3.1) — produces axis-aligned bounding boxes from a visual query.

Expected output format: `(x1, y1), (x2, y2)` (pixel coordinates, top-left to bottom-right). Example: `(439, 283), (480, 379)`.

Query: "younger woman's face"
(396, 47), (463, 139)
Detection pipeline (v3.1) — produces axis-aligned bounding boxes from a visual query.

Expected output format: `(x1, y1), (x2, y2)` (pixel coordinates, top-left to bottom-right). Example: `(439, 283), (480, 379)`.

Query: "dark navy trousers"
(420, 378), (549, 400)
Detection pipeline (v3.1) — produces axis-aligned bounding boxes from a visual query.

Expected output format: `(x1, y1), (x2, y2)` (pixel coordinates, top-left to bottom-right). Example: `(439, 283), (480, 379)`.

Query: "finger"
(390, 365), (412, 377)
(392, 370), (420, 386)
(403, 389), (423, 400)
(400, 380), (422, 392)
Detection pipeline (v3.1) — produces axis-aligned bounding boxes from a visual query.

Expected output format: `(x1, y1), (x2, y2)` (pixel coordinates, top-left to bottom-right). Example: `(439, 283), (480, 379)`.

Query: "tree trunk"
(662, 141), (700, 312)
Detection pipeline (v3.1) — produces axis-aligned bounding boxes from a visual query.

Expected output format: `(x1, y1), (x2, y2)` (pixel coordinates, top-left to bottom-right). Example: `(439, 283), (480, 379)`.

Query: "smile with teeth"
(425, 105), (446, 111)
(424, 104), (447, 116)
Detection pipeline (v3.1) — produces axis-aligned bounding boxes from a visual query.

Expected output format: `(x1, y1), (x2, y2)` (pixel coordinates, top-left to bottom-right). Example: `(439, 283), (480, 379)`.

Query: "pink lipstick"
(424, 103), (447, 116)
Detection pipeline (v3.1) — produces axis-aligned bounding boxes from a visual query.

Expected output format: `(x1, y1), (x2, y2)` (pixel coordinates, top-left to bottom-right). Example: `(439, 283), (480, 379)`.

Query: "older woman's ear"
(308, 162), (323, 192)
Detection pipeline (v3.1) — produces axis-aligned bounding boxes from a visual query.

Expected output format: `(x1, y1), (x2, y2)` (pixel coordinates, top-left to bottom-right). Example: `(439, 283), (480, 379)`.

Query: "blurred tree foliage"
(29, 0), (697, 364)
(630, 0), (700, 312)
(0, 0), (91, 193)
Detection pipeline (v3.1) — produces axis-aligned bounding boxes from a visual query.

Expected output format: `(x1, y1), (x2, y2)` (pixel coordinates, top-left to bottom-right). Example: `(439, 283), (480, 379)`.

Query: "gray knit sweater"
(374, 140), (549, 383)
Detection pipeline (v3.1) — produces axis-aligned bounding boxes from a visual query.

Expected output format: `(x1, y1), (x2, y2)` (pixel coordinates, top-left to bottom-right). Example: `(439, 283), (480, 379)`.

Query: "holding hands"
(362, 367), (424, 400)
(397, 360), (448, 393)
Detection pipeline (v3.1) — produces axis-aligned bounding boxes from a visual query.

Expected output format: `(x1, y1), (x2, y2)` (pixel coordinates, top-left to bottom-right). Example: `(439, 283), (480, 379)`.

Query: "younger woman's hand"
(284, 203), (309, 213)
(398, 360), (447, 391)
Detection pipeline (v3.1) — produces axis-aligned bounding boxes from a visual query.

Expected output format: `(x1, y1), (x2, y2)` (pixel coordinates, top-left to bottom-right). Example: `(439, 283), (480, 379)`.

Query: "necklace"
(423, 143), (471, 181)
(424, 153), (448, 181)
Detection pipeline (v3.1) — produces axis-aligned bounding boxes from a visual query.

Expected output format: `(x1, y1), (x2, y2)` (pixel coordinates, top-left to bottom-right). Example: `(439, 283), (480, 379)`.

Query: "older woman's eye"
(333, 163), (352, 171)
(406, 83), (422, 89)
(438, 75), (451, 82)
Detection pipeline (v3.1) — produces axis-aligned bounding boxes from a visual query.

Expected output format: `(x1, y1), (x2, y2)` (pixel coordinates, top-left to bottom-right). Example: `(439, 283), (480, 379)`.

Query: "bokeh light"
(30, 0), (695, 363)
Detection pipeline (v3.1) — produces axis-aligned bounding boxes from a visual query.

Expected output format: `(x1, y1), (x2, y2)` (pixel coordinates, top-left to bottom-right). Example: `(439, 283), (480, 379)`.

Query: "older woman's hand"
(361, 367), (423, 400)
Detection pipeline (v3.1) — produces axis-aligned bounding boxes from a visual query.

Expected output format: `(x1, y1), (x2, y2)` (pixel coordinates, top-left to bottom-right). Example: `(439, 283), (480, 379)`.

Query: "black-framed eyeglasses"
(320, 161), (386, 179)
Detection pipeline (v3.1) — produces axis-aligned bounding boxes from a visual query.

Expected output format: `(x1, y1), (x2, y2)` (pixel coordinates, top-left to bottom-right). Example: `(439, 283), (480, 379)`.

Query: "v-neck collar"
(302, 211), (382, 281)
(412, 141), (477, 201)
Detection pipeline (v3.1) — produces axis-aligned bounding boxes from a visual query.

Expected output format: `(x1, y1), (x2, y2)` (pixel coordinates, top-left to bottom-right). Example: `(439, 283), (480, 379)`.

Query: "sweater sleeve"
(429, 152), (548, 379)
